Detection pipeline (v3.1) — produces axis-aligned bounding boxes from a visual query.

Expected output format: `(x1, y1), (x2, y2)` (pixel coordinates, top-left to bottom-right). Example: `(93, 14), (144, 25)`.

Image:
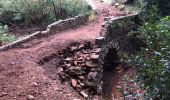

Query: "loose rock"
(27, 95), (35, 100)
(115, 3), (120, 8)
(91, 54), (99, 61)
(71, 79), (77, 87)
(86, 61), (98, 68)
(80, 91), (88, 98)
(68, 67), (82, 75)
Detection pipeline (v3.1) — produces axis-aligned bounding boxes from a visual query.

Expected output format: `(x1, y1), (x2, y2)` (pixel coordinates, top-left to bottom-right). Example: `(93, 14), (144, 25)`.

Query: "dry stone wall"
(0, 14), (90, 51)
(95, 14), (147, 94)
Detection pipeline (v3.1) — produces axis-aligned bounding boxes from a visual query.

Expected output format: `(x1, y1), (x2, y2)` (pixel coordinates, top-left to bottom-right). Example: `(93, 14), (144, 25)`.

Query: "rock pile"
(58, 42), (101, 98)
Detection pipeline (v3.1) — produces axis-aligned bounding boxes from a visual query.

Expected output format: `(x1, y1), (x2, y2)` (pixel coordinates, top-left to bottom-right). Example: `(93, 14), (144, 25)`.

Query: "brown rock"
(79, 83), (85, 87)
(71, 79), (77, 87)
(86, 61), (98, 68)
(68, 67), (82, 75)
(80, 91), (88, 98)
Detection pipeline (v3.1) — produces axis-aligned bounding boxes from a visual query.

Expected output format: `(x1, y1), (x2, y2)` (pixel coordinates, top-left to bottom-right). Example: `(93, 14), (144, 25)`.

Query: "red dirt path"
(0, 0), (126, 100)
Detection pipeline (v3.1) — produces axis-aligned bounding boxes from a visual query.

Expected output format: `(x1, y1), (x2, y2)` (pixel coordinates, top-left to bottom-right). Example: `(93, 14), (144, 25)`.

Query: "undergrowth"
(0, 24), (15, 45)
(0, 0), (91, 25)
(125, 3), (170, 99)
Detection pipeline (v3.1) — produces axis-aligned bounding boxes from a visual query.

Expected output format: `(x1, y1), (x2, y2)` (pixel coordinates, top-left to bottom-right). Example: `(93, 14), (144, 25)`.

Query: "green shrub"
(0, 0), (90, 25)
(126, 16), (170, 100)
(0, 24), (15, 44)
(125, 3), (170, 99)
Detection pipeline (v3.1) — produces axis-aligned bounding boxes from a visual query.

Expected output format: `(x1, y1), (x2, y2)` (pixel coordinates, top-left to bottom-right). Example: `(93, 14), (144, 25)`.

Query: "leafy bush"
(0, 0), (90, 25)
(0, 24), (15, 44)
(126, 7), (170, 99)
(124, 2), (170, 99)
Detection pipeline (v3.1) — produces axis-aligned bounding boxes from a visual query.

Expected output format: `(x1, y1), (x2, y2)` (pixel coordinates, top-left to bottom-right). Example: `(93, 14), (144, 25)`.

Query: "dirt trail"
(0, 0), (125, 100)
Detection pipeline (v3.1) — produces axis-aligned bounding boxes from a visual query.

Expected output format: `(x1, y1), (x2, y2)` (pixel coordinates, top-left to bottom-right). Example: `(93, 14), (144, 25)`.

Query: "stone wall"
(0, 14), (90, 51)
(95, 14), (146, 94)
(100, 14), (139, 43)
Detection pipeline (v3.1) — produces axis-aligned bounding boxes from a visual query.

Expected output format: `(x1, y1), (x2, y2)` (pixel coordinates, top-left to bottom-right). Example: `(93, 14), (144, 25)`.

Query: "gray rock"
(80, 91), (88, 98)
(88, 72), (97, 80)
(68, 67), (82, 75)
(91, 54), (99, 61)
(86, 61), (98, 68)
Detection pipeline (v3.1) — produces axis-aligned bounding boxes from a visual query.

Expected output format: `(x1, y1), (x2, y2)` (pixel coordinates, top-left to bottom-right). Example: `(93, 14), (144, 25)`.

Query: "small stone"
(79, 83), (85, 86)
(86, 61), (98, 68)
(90, 68), (97, 72)
(88, 72), (97, 80)
(93, 48), (101, 53)
(91, 54), (99, 60)
(85, 80), (96, 87)
(27, 95), (35, 100)
(115, 3), (120, 8)
(71, 79), (77, 87)
(58, 67), (64, 72)
(86, 56), (91, 61)
(65, 64), (72, 68)
(64, 58), (72, 61)
(116, 85), (122, 89)
(70, 46), (78, 51)
(80, 91), (88, 98)
(118, 5), (125, 11)
(77, 56), (83, 61)
(78, 76), (85, 80)
(68, 67), (82, 75)
(73, 99), (81, 100)
(75, 85), (82, 92)
(31, 82), (38, 87)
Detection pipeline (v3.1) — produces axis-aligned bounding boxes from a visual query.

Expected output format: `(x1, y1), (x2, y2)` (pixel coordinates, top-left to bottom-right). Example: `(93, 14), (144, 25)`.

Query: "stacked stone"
(58, 42), (101, 98)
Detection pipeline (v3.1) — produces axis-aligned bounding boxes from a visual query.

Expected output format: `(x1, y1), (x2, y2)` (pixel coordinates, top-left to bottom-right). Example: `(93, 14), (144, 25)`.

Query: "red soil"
(0, 0), (126, 100)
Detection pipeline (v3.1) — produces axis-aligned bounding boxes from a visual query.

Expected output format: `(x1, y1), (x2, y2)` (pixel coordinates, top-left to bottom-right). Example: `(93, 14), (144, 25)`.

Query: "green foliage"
(0, 24), (15, 44)
(125, 4), (170, 99)
(0, 0), (90, 25)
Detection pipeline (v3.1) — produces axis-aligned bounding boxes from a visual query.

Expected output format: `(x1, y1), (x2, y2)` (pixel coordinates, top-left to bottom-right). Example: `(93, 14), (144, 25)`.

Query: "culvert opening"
(101, 47), (122, 99)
